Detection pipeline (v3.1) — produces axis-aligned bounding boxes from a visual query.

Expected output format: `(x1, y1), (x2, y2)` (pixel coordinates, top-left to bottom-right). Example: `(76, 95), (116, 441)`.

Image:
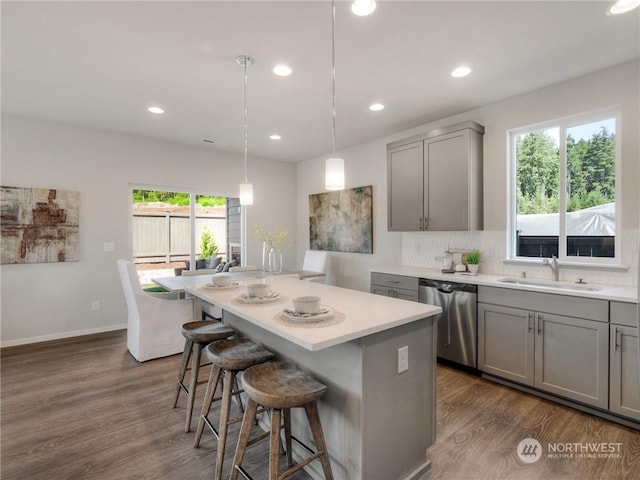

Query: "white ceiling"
(2, 1), (639, 163)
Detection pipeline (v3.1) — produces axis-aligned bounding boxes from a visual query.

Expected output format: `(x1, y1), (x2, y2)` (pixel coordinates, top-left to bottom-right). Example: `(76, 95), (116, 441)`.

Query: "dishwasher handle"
(419, 278), (477, 294)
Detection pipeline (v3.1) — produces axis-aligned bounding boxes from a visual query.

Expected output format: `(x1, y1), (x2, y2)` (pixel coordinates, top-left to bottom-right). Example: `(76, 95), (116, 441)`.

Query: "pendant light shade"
(325, 157), (345, 191)
(351, 0), (376, 16)
(325, 0), (345, 192)
(237, 55), (254, 206)
(239, 183), (254, 205)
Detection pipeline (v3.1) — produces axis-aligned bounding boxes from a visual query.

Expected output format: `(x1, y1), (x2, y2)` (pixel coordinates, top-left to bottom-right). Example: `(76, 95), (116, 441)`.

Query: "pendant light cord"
(331, 0), (337, 156)
(243, 60), (249, 183)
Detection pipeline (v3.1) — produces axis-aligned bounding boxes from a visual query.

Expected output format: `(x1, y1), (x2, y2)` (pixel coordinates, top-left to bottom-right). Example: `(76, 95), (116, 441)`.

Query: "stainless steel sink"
(497, 278), (602, 292)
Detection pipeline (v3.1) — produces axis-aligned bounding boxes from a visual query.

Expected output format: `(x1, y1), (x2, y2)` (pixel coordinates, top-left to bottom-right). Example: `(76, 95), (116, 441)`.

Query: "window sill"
(503, 258), (628, 272)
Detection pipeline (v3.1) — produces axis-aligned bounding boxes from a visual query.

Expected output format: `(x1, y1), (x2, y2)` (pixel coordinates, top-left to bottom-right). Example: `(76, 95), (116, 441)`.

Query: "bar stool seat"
(194, 338), (275, 480)
(230, 361), (334, 480)
(172, 320), (235, 432)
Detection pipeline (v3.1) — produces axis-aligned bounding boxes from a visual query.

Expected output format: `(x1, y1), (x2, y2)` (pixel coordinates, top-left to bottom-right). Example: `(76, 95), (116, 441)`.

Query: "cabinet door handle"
(418, 217), (423, 230)
(528, 312), (534, 332)
(424, 216), (429, 230)
(615, 327), (621, 351)
(536, 313), (543, 335)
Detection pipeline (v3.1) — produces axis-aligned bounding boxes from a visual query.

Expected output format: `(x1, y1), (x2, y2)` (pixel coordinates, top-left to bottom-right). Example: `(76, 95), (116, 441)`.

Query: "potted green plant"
(465, 250), (481, 274)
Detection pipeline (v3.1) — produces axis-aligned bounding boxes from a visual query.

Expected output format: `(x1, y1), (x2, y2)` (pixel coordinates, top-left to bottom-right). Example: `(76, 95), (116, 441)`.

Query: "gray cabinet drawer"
(610, 301), (638, 327)
(371, 273), (418, 292)
(478, 286), (608, 323)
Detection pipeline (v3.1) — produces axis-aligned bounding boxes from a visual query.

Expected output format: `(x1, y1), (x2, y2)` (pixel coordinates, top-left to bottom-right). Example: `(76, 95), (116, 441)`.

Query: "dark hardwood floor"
(2, 330), (638, 479)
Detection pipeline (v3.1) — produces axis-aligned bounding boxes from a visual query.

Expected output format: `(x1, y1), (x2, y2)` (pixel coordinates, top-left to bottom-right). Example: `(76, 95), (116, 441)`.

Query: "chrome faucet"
(542, 255), (560, 281)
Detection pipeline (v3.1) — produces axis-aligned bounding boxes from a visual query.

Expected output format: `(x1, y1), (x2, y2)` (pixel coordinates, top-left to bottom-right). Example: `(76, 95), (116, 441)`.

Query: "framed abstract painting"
(309, 185), (373, 254)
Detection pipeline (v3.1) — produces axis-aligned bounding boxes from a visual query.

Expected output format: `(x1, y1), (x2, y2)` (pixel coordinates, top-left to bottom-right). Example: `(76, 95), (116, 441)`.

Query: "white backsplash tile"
(402, 229), (638, 288)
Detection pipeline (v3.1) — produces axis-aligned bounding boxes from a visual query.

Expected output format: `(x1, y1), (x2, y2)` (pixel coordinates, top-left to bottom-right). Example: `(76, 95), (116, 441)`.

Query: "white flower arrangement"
(253, 225), (289, 249)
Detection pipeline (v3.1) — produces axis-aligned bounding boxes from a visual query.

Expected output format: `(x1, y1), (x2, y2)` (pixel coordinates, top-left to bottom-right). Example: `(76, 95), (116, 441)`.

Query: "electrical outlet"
(91, 300), (101, 311)
(398, 346), (409, 374)
(103, 242), (116, 252)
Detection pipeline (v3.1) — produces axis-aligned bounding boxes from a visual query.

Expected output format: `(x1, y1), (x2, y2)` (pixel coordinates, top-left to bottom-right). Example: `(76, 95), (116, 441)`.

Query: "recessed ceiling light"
(273, 64), (292, 77)
(369, 103), (385, 111)
(269, 134), (282, 140)
(607, 0), (640, 14)
(451, 66), (471, 78)
(147, 106), (164, 114)
(351, 0), (376, 16)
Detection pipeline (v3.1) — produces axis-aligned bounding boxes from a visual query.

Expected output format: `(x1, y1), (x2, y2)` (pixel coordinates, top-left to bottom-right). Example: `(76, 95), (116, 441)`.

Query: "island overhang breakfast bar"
(184, 275), (441, 480)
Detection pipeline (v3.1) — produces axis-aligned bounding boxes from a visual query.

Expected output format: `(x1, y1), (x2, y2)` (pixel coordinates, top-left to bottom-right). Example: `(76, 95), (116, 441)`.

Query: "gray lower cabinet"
(609, 324), (640, 420)
(478, 287), (609, 409)
(609, 301), (640, 421)
(370, 273), (419, 302)
(478, 303), (534, 385)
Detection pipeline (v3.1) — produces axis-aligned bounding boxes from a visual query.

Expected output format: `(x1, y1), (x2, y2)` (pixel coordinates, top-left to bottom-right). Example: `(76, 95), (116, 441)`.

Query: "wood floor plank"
(2, 330), (638, 479)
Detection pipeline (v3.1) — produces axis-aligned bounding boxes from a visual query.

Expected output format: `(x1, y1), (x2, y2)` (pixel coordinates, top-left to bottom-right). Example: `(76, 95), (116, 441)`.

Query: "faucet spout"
(545, 255), (560, 281)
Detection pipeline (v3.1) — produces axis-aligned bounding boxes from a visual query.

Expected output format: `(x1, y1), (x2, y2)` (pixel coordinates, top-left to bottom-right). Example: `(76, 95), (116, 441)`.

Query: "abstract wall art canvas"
(1, 186), (80, 264)
(309, 185), (373, 254)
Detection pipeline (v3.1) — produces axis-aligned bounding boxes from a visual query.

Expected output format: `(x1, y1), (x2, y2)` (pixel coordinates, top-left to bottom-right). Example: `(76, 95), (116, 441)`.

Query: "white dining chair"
(117, 259), (194, 362)
(300, 250), (328, 283)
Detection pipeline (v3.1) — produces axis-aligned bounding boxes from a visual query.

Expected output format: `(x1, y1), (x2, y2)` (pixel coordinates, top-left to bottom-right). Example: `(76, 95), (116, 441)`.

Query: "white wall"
(0, 116), (296, 346)
(296, 60), (639, 291)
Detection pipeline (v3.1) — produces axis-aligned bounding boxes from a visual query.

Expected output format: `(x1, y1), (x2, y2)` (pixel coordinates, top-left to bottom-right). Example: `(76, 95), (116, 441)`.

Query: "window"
(509, 110), (620, 263)
(131, 187), (233, 284)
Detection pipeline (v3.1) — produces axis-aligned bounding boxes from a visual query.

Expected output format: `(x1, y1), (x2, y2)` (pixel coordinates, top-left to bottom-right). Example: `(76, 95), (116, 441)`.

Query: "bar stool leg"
(214, 369), (236, 480)
(283, 408), (293, 467)
(173, 340), (193, 408)
(229, 398), (259, 480)
(185, 342), (203, 432)
(194, 365), (222, 448)
(269, 408), (282, 480)
(304, 402), (334, 480)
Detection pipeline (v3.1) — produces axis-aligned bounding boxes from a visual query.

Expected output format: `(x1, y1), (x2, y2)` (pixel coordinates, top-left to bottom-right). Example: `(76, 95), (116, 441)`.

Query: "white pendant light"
(237, 55), (254, 206)
(351, 0), (376, 16)
(326, 0), (345, 191)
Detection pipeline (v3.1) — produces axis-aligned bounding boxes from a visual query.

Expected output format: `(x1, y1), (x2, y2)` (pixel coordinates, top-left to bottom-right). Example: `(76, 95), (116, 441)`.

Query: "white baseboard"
(0, 323), (127, 348)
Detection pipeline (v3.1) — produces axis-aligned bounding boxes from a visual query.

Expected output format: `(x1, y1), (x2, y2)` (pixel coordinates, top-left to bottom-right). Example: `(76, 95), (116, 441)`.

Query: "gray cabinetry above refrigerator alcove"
(387, 121), (484, 232)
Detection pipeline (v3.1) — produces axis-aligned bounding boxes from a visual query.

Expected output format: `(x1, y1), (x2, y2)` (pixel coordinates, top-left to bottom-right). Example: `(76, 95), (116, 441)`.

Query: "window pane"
(131, 189), (191, 285)
(565, 118), (615, 258)
(515, 128), (560, 257)
(195, 195), (227, 263)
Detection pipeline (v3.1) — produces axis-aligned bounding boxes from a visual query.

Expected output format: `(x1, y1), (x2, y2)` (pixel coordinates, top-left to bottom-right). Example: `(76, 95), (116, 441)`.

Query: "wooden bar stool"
(230, 361), (334, 480)
(172, 320), (235, 432)
(193, 338), (275, 480)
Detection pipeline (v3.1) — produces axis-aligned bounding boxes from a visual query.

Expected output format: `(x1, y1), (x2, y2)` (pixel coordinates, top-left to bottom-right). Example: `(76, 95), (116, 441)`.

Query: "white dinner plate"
(236, 291), (280, 304)
(203, 282), (240, 290)
(282, 306), (334, 323)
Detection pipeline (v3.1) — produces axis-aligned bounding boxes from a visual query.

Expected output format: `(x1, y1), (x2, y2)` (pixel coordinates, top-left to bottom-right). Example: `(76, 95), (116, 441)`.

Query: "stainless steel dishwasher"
(419, 278), (478, 368)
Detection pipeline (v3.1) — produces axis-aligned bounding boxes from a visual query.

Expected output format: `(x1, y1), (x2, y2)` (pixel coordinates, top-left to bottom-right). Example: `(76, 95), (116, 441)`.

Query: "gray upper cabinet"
(387, 121), (484, 232)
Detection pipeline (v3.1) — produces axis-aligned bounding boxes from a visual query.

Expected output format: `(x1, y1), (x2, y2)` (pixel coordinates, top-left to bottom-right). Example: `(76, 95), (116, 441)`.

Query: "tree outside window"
(511, 112), (618, 261)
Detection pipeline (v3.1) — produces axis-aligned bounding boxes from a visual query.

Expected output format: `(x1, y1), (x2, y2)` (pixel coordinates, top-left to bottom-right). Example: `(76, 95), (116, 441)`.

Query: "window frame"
(507, 108), (622, 266)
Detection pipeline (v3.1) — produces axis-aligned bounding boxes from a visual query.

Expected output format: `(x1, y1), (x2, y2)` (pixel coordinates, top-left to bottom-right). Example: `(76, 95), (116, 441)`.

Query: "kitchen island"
(185, 276), (441, 480)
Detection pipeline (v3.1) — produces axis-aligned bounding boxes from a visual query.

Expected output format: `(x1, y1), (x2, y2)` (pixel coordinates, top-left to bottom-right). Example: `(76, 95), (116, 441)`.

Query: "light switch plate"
(103, 242), (116, 252)
(398, 346), (409, 374)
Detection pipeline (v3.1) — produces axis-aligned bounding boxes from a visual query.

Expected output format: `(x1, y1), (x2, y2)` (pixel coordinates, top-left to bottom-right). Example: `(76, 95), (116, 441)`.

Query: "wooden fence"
(132, 212), (227, 264)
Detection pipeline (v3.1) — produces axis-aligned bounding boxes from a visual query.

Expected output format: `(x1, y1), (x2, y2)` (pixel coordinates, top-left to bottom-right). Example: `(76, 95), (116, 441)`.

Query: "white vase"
(467, 263), (479, 274)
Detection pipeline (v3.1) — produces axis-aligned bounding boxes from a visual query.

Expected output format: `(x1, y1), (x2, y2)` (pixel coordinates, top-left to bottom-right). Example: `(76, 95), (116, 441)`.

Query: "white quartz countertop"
(371, 266), (637, 303)
(185, 276), (442, 351)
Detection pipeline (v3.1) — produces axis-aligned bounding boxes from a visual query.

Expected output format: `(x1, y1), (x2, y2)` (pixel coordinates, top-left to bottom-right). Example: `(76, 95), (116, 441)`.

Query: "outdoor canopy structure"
(517, 203), (615, 237)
